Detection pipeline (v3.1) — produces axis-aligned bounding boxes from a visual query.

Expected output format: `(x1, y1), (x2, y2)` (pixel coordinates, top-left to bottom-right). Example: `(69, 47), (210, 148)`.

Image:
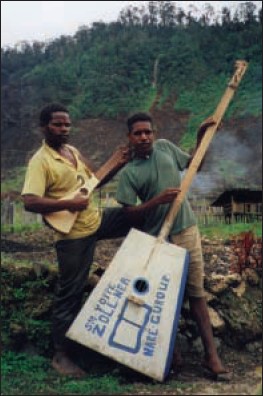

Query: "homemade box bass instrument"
(66, 60), (248, 381)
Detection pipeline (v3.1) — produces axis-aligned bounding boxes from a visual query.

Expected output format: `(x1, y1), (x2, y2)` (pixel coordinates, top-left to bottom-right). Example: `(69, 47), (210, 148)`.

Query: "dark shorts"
(52, 207), (131, 349)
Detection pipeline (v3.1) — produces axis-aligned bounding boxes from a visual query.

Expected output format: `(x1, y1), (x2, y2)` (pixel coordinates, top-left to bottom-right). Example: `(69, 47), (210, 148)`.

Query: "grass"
(1, 351), (192, 395)
(1, 166), (27, 194)
(175, 73), (229, 150)
(199, 221), (262, 239)
(1, 352), (50, 395)
(1, 252), (52, 269)
(1, 222), (43, 234)
(175, 67), (262, 151)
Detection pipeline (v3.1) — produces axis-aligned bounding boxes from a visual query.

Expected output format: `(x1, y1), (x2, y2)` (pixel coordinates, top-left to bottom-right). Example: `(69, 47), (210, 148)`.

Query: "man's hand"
(152, 188), (181, 206)
(67, 191), (89, 212)
(197, 116), (217, 142)
(190, 116), (222, 171)
(122, 187), (181, 226)
(95, 144), (132, 186)
(111, 144), (132, 167)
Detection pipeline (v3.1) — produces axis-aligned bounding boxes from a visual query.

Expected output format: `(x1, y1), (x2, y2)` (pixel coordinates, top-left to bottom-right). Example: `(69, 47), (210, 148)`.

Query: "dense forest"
(1, 1), (262, 167)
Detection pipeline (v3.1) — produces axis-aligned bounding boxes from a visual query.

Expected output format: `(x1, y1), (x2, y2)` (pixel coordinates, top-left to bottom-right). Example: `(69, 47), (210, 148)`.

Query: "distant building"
(211, 189), (262, 223)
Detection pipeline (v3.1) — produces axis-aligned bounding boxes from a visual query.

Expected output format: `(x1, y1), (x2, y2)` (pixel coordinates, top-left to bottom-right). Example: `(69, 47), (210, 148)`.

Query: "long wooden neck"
(158, 60), (248, 242)
(94, 154), (123, 182)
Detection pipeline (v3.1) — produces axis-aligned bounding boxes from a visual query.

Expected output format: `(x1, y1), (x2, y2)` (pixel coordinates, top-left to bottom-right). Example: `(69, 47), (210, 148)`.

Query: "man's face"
(43, 112), (71, 148)
(128, 121), (155, 158)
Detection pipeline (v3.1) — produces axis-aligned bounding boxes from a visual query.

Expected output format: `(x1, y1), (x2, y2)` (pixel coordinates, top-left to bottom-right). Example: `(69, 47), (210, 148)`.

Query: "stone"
(208, 306), (225, 332)
(242, 268), (260, 286)
(232, 280), (246, 297)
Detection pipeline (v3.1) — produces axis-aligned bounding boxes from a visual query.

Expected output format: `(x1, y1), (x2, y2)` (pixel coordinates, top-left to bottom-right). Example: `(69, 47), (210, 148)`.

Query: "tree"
(238, 1), (257, 24)
(148, 1), (159, 28)
(158, 1), (176, 27)
(221, 6), (232, 26)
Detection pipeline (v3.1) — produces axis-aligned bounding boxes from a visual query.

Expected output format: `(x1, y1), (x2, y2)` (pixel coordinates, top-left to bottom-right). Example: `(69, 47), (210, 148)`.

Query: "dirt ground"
(67, 339), (261, 395)
(161, 346), (262, 395)
(127, 351), (261, 395)
(1, 229), (262, 395)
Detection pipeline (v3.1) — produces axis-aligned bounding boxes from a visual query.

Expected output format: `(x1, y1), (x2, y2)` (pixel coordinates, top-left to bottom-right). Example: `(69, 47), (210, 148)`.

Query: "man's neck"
(45, 140), (64, 152)
(134, 149), (153, 160)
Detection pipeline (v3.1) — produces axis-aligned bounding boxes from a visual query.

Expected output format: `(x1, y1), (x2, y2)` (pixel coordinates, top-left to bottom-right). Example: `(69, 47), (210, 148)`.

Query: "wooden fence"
(1, 198), (42, 229)
(1, 190), (261, 230)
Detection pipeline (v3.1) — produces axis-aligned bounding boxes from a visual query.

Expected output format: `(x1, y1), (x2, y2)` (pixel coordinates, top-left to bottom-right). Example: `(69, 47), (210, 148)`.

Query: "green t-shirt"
(116, 139), (196, 236)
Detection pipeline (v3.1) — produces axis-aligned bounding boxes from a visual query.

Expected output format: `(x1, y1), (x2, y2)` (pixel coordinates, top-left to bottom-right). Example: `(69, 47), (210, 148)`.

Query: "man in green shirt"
(116, 112), (230, 379)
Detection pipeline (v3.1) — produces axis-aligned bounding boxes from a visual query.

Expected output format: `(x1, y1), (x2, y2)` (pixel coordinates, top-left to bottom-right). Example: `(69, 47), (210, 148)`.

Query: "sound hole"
(134, 278), (149, 294)
(80, 187), (89, 195)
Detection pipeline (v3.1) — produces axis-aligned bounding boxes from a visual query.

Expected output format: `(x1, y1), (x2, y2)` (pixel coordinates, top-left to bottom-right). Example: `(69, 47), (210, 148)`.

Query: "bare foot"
(52, 351), (86, 378)
(202, 355), (232, 381)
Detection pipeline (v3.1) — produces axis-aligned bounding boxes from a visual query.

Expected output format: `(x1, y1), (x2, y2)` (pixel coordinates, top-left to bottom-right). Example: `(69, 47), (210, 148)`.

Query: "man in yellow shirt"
(21, 103), (132, 377)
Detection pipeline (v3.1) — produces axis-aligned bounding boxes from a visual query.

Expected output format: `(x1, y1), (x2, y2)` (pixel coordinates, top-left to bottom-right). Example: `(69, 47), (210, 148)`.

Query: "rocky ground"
(1, 227), (262, 395)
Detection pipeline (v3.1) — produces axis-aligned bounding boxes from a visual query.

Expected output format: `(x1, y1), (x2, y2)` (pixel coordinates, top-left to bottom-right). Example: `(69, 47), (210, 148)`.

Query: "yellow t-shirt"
(21, 141), (101, 240)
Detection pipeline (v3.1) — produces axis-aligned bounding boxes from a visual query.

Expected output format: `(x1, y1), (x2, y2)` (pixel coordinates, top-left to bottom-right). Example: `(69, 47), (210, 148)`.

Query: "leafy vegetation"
(1, 1), (262, 153)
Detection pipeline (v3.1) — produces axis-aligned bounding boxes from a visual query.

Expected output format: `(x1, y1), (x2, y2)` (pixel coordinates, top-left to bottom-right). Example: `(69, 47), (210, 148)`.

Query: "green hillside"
(1, 1), (262, 155)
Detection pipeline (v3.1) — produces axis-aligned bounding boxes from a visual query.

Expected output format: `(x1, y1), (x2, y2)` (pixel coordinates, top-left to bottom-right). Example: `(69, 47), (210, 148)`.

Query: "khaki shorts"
(170, 225), (205, 298)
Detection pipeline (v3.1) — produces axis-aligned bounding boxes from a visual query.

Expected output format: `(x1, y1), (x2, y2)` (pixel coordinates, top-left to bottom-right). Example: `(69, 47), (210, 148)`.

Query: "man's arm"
(22, 192), (89, 214)
(121, 188), (180, 227)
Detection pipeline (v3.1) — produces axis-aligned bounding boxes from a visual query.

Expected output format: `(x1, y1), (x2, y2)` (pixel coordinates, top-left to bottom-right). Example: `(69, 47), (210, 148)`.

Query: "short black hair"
(39, 103), (69, 127)
(127, 112), (153, 133)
